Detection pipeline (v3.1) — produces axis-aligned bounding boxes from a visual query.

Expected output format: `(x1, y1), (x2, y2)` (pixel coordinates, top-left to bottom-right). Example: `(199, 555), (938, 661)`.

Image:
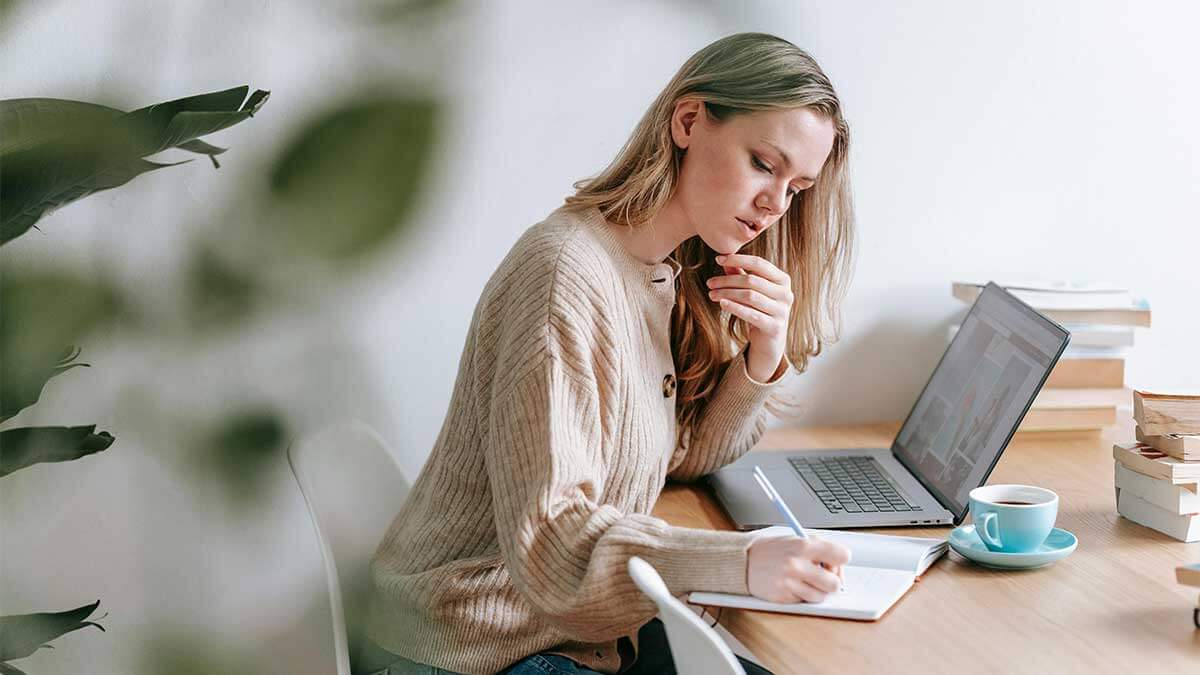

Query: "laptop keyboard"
(788, 456), (921, 514)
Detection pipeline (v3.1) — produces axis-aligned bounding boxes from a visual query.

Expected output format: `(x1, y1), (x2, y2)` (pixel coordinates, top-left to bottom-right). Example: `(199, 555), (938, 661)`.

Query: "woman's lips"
(736, 217), (757, 237)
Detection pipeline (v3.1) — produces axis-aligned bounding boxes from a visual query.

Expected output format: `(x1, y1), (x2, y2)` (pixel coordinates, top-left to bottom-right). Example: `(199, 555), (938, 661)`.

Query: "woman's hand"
(747, 535), (851, 604)
(707, 253), (794, 382)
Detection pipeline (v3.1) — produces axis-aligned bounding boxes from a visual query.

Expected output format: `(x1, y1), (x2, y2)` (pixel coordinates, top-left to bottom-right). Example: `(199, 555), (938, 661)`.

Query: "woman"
(362, 32), (856, 675)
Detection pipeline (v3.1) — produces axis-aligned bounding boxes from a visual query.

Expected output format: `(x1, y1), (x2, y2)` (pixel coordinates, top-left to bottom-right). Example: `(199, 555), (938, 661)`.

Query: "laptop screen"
(892, 283), (1070, 518)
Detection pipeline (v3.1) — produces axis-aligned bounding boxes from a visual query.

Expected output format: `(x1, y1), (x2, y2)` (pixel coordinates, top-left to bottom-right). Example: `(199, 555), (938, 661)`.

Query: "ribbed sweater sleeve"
(667, 350), (793, 482)
(481, 259), (757, 644)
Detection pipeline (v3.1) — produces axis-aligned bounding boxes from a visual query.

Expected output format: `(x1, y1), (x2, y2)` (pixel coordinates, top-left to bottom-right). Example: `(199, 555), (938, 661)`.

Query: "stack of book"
(950, 281), (1151, 433)
(1177, 563), (1200, 628)
(1114, 391), (1200, 542)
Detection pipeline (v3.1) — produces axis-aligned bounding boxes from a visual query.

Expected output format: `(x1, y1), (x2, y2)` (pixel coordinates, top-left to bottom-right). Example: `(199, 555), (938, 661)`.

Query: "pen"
(752, 465), (844, 591)
(752, 465), (809, 538)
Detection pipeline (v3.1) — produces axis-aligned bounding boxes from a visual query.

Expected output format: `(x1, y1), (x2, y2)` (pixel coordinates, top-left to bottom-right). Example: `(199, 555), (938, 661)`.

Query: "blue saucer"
(949, 524), (1077, 569)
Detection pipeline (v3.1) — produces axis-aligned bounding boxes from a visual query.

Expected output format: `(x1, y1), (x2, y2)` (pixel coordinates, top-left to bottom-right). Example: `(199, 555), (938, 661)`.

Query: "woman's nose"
(757, 185), (788, 216)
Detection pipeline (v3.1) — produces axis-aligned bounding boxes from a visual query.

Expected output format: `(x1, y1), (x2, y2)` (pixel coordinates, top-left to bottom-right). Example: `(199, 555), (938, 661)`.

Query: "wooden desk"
(652, 421), (1200, 674)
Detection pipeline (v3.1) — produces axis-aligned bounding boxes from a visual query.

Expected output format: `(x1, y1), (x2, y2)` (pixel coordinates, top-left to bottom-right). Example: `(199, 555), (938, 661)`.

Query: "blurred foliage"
(183, 243), (263, 333)
(0, 424), (114, 478)
(0, 85), (269, 668)
(138, 632), (262, 675)
(0, 600), (106, 674)
(194, 410), (288, 508)
(180, 94), (438, 332)
(1, 3), (455, 672)
(0, 269), (125, 380)
(361, 0), (455, 23)
(0, 86), (269, 245)
(262, 95), (438, 262)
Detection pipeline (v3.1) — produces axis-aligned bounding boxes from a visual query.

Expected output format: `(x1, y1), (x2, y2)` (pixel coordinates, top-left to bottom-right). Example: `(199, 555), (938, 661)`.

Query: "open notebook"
(688, 526), (948, 621)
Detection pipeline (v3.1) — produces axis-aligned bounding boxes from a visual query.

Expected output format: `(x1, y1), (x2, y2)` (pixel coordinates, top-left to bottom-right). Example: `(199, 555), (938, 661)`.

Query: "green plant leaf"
(0, 268), (124, 420)
(0, 425), (114, 478)
(0, 99), (123, 156)
(194, 410), (286, 509)
(0, 600), (105, 662)
(0, 86), (269, 245)
(183, 243), (262, 331)
(138, 631), (262, 675)
(362, 0), (455, 23)
(0, 346), (89, 424)
(177, 139), (228, 168)
(261, 95), (437, 262)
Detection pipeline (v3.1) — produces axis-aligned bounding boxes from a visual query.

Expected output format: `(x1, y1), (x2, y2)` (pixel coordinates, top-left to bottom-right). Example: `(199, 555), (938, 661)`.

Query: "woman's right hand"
(747, 535), (851, 604)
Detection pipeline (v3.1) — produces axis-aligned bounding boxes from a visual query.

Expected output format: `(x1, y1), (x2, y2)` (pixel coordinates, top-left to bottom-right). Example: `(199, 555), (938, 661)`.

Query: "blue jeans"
(357, 639), (599, 674)
(358, 618), (772, 674)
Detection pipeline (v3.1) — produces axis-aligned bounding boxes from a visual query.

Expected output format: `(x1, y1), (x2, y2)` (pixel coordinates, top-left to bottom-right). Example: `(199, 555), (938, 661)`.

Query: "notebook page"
(688, 566), (915, 621)
(752, 526), (947, 574)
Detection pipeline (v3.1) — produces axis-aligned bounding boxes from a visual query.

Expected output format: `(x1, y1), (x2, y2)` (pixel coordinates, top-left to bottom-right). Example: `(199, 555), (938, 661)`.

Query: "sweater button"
(662, 374), (675, 398)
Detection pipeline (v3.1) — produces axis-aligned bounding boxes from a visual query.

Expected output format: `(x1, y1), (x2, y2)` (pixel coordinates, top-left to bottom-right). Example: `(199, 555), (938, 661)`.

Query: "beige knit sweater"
(366, 204), (791, 674)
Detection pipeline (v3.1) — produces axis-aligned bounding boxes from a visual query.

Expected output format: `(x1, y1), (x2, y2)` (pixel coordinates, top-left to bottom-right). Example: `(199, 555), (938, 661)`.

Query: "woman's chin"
(696, 233), (743, 257)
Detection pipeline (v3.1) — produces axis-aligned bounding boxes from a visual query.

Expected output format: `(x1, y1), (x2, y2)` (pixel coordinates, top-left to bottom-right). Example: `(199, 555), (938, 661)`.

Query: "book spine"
(1135, 426), (1200, 461)
(1058, 323), (1136, 348)
(1117, 491), (1200, 542)
(1114, 463), (1200, 514)
(1044, 358), (1125, 388)
(1134, 392), (1200, 435)
(1019, 407), (1114, 432)
(1112, 444), (1172, 481)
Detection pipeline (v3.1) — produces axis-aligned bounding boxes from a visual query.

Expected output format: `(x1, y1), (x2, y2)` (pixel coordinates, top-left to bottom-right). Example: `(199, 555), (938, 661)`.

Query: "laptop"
(708, 282), (1070, 529)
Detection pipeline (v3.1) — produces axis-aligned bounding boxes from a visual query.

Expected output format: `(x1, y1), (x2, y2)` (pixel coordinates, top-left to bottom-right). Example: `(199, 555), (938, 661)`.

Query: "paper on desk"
(752, 525), (948, 575)
(689, 566), (917, 621)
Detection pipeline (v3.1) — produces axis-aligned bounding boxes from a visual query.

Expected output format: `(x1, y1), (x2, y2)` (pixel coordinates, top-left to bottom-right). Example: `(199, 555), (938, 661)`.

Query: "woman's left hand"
(707, 253), (794, 383)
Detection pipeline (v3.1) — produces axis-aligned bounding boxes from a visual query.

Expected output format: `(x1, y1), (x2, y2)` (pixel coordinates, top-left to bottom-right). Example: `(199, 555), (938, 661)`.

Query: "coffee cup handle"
(976, 512), (1002, 549)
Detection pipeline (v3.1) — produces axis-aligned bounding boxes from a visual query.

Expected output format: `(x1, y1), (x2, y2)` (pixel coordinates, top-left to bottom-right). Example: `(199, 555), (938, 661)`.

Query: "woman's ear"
(670, 99), (703, 150)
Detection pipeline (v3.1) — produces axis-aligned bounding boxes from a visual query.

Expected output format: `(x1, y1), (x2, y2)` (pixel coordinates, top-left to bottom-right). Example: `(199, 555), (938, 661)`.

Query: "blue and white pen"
(752, 465), (810, 538)
(752, 465), (844, 590)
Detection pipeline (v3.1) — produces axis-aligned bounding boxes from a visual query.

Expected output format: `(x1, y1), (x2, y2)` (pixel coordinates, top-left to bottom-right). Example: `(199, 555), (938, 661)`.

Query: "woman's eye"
(755, 155), (798, 198)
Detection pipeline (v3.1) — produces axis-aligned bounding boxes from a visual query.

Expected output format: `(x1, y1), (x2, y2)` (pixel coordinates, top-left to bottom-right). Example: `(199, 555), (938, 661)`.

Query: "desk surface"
(651, 420), (1200, 674)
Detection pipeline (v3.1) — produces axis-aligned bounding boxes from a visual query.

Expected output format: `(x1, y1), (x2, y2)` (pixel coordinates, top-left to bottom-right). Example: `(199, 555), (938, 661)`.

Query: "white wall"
(2, 1), (1198, 673)
(753, 0), (1200, 425)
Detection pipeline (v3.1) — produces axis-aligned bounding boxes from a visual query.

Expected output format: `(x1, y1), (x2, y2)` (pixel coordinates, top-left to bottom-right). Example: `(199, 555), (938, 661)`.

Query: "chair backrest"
(287, 421), (411, 675)
(627, 557), (746, 675)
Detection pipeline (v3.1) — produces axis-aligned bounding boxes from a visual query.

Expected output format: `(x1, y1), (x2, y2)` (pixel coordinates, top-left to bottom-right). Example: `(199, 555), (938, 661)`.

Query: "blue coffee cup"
(968, 484), (1058, 553)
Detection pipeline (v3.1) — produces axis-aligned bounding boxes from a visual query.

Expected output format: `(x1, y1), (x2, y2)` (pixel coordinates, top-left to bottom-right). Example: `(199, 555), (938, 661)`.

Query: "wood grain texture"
(653, 419), (1200, 675)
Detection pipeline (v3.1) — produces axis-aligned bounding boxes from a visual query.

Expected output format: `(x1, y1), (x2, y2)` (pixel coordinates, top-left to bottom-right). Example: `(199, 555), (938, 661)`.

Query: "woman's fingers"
(784, 577), (832, 604)
(779, 543), (847, 601)
(809, 538), (853, 568)
(801, 559), (844, 594)
(717, 253), (789, 285)
(717, 298), (775, 333)
(708, 268), (792, 303)
(746, 535), (851, 605)
(709, 287), (784, 316)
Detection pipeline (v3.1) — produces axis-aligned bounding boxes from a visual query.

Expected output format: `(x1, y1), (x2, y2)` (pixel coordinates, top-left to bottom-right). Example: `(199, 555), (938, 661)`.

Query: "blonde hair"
(565, 32), (856, 450)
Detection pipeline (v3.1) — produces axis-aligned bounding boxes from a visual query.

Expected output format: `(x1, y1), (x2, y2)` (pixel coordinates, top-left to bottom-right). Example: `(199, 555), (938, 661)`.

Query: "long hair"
(564, 32), (856, 451)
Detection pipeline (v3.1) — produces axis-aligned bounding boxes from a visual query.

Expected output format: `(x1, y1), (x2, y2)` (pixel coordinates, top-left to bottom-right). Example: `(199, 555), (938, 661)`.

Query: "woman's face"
(670, 101), (836, 255)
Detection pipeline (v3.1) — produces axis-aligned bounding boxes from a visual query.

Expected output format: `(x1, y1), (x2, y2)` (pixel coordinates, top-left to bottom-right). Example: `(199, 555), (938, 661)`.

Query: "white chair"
(627, 556), (746, 675)
(287, 421), (411, 675)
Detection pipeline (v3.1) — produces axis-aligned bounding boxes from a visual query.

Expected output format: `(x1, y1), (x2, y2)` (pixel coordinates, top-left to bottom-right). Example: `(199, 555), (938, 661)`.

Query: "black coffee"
(994, 500), (1035, 505)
